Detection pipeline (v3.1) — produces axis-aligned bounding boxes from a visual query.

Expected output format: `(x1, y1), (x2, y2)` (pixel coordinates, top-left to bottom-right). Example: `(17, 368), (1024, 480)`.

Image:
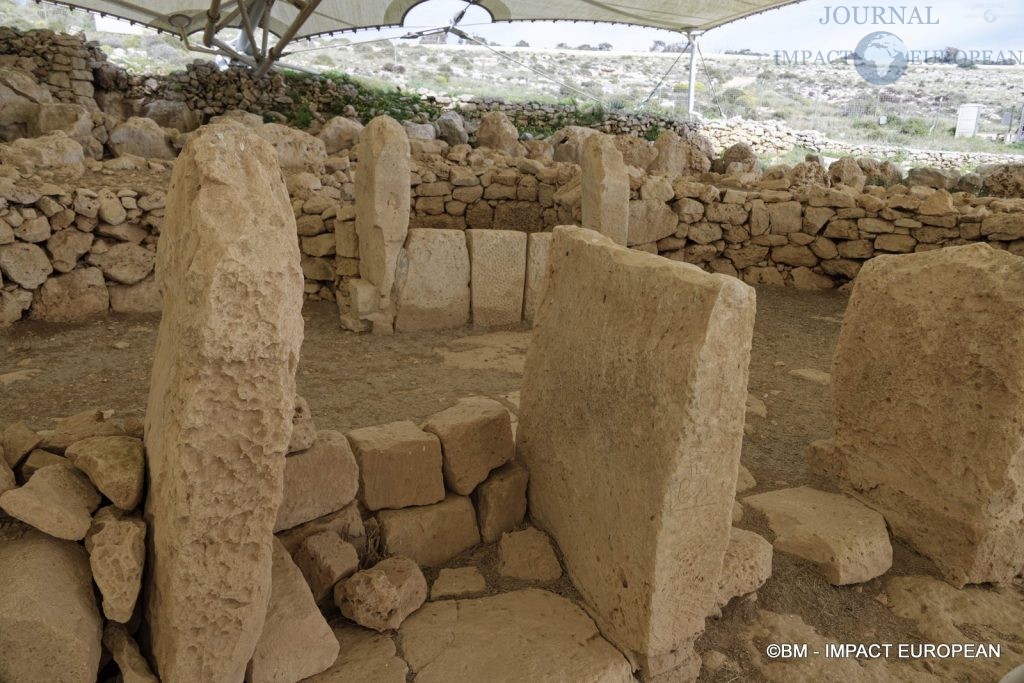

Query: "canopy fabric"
(45, 0), (805, 40)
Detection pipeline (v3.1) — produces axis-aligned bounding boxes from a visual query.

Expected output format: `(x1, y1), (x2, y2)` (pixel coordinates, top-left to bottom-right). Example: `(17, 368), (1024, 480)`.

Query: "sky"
(93, 0), (1024, 58)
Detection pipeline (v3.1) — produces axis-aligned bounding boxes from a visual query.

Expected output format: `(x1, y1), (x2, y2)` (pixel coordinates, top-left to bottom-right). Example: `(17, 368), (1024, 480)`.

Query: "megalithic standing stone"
(143, 124), (304, 682)
(355, 115), (411, 322)
(581, 133), (629, 245)
(518, 226), (755, 680)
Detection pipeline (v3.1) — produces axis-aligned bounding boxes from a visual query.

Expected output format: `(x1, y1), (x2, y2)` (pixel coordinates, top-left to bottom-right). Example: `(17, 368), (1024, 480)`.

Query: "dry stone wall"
(4, 134), (1024, 327)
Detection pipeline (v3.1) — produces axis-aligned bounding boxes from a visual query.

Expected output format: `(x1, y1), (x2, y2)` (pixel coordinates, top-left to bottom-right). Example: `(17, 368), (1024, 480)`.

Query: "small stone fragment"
(276, 503), (366, 556)
(713, 528), (773, 614)
(0, 463), (101, 540)
(498, 527), (562, 582)
(41, 409), (124, 453)
(788, 368), (831, 385)
(276, 430), (359, 532)
(336, 556), (427, 632)
(377, 495), (480, 567)
(18, 448), (65, 480)
(85, 506), (146, 622)
(65, 435), (144, 510)
(736, 463), (757, 494)
(346, 420), (445, 511)
(422, 396), (514, 495)
(103, 623), (159, 683)
(474, 462), (529, 543)
(0, 455), (14, 495)
(247, 539), (339, 683)
(293, 531), (360, 603)
(287, 395), (316, 454)
(431, 566), (487, 599)
(2, 421), (42, 468)
(744, 486), (892, 585)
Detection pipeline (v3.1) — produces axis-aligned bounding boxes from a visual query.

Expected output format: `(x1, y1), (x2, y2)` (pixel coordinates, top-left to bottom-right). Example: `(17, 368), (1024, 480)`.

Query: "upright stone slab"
(581, 134), (629, 245)
(143, 125), (304, 682)
(811, 244), (1024, 586)
(394, 228), (470, 331)
(356, 115), (410, 315)
(523, 232), (552, 323)
(466, 229), (527, 327)
(517, 226), (755, 678)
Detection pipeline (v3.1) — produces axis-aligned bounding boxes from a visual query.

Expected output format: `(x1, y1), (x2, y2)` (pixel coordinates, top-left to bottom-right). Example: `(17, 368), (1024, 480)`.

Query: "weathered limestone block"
(356, 116), (410, 307)
(108, 275), (161, 314)
(143, 125), (304, 682)
(247, 539), (339, 682)
(466, 229), (527, 326)
(0, 527), (102, 682)
(399, 589), (633, 682)
(811, 243), (1024, 586)
(0, 242), (52, 289)
(275, 502), (366, 556)
(66, 435), (144, 510)
(254, 123), (327, 173)
(287, 395), (316, 454)
(3, 422), (42, 468)
(713, 528), (773, 614)
(0, 463), (101, 540)
(108, 117), (175, 159)
(523, 232), (552, 323)
(29, 266), (109, 322)
(744, 487), (891, 586)
(517, 226), (755, 678)
(293, 531), (360, 603)
(103, 623), (159, 683)
(628, 199), (678, 246)
(318, 116), (363, 154)
(85, 506), (146, 622)
(475, 462), (529, 543)
(42, 409), (123, 453)
(335, 556), (427, 631)
(305, 624), (408, 682)
(581, 134), (629, 245)
(394, 228), (470, 331)
(423, 396), (515, 495)
(378, 495), (481, 567)
(475, 111), (520, 154)
(498, 527), (562, 582)
(347, 420), (445, 511)
(276, 430), (359, 532)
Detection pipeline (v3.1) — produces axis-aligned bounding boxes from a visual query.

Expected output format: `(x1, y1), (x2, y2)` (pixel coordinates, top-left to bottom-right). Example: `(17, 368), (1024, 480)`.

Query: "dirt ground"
(2, 286), (1022, 682)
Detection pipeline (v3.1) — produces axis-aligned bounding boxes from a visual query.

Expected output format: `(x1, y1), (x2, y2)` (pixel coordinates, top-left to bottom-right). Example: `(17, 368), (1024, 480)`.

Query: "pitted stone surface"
(466, 229), (527, 327)
(814, 243), (1024, 586)
(394, 229), (470, 331)
(142, 124), (304, 682)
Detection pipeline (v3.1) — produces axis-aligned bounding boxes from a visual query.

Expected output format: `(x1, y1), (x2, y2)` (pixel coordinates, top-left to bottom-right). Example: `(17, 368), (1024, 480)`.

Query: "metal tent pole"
(686, 32), (698, 120)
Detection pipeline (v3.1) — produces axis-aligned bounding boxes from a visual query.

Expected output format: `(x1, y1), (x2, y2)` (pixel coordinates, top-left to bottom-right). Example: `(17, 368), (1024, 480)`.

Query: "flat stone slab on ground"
(498, 527), (562, 582)
(431, 566), (487, 599)
(399, 588), (633, 682)
(744, 486), (892, 585)
(306, 623), (408, 682)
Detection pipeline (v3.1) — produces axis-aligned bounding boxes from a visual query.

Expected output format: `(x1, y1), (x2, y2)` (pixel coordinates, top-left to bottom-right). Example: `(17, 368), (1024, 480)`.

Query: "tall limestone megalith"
(356, 115), (410, 322)
(581, 134), (629, 245)
(143, 124), (304, 681)
(517, 226), (755, 679)
(809, 243), (1024, 586)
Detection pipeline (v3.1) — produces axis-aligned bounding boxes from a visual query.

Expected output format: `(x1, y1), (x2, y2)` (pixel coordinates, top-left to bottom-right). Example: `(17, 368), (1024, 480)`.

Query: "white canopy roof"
(44, 0), (805, 75)
(48, 0), (804, 39)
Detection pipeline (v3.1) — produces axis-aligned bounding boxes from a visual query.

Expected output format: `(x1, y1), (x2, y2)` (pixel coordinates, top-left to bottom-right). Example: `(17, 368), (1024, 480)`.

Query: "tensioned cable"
(697, 38), (724, 117)
(636, 40), (688, 109)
